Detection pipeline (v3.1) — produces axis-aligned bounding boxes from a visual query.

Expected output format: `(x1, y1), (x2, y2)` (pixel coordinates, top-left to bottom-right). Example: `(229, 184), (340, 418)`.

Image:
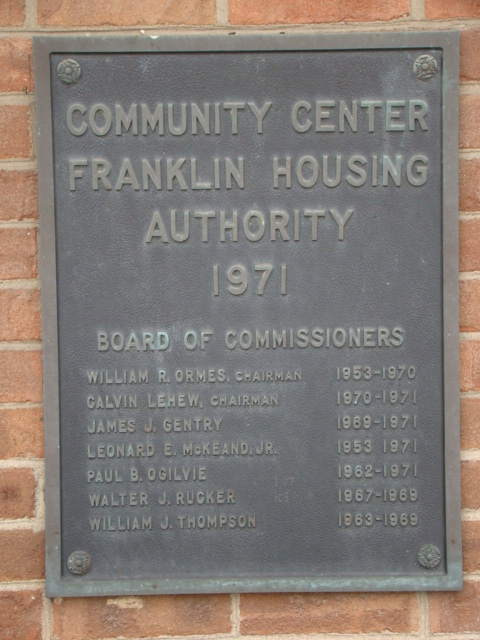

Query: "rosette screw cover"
(67, 550), (92, 576)
(417, 544), (441, 569)
(57, 59), (82, 84)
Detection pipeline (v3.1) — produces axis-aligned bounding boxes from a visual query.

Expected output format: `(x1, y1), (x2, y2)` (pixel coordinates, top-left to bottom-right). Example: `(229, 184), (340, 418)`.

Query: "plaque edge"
(34, 30), (462, 597)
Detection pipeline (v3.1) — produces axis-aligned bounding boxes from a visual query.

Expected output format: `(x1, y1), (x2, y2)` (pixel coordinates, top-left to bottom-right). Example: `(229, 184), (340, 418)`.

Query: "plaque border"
(34, 31), (461, 597)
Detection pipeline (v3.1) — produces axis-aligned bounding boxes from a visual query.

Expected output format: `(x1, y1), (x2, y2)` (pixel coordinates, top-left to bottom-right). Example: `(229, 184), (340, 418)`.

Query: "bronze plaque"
(34, 32), (461, 596)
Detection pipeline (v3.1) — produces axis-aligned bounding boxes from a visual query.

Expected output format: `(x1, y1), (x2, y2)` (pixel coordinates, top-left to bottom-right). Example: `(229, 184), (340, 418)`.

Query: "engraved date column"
(335, 364), (419, 531)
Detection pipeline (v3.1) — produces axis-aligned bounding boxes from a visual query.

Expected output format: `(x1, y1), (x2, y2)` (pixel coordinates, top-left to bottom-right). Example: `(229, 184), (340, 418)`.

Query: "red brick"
(461, 459), (480, 510)
(461, 396), (480, 449)
(460, 95), (480, 149)
(463, 520), (480, 573)
(0, 289), (41, 341)
(460, 158), (480, 212)
(0, 408), (44, 460)
(0, 590), (42, 640)
(0, 351), (42, 403)
(0, 468), (36, 519)
(0, 0), (25, 26)
(0, 530), (44, 580)
(230, 0), (409, 24)
(461, 30), (480, 82)
(460, 341), (480, 392)
(240, 592), (419, 634)
(53, 594), (231, 639)
(460, 218), (480, 272)
(38, 0), (215, 26)
(460, 279), (480, 332)
(426, 0), (480, 19)
(0, 39), (33, 93)
(0, 228), (37, 280)
(430, 580), (480, 633)
(0, 171), (38, 221)
(0, 106), (31, 160)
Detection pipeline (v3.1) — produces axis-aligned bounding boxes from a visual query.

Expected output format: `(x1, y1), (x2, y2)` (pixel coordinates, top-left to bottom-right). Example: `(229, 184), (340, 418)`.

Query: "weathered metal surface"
(34, 32), (461, 597)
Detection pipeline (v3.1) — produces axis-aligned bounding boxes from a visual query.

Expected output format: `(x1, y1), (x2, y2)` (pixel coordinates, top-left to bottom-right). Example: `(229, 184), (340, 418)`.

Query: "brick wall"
(0, 0), (479, 638)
